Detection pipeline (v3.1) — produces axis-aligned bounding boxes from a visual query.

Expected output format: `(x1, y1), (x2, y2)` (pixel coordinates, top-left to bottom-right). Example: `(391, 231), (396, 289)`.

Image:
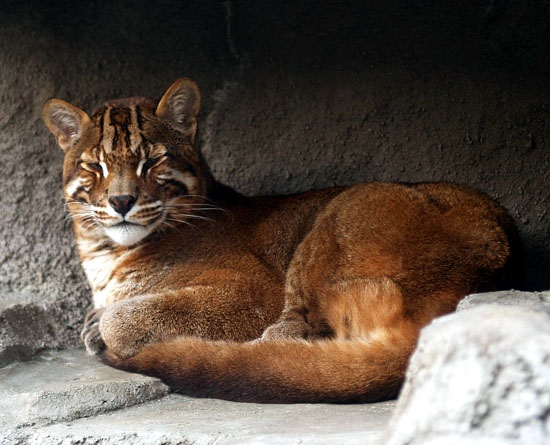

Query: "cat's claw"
(81, 308), (106, 355)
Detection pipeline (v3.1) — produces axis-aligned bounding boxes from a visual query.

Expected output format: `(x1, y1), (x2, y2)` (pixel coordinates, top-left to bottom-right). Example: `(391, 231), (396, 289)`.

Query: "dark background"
(0, 0), (548, 347)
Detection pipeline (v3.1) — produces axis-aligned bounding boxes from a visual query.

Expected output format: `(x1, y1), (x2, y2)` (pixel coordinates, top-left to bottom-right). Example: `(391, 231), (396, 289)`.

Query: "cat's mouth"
(116, 221), (142, 228)
(104, 220), (156, 246)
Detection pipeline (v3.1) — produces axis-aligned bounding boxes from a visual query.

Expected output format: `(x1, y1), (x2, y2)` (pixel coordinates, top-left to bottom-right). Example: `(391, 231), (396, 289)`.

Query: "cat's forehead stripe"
(100, 105), (143, 155)
(129, 105), (143, 153)
(101, 107), (114, 154)
(97, 112), (105, 150)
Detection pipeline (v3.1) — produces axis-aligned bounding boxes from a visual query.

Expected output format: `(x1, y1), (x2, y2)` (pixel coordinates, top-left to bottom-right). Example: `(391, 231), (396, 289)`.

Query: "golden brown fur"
(43, 78), (520, 403)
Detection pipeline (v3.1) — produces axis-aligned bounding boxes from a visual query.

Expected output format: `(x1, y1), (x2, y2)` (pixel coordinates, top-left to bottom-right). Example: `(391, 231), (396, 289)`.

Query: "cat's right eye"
(81, 162), (102, 173)
(80, 161), (109, 178)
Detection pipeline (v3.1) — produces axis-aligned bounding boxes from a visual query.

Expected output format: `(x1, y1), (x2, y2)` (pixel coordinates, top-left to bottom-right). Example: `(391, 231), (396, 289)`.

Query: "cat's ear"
(43, 99), (92, 152)
(155, 78), (201, 142)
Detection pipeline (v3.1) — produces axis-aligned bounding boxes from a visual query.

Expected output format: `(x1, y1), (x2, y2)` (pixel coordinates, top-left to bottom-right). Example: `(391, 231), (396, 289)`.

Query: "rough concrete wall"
(206, 0), (550, 288)
(0, 1), (549, 351)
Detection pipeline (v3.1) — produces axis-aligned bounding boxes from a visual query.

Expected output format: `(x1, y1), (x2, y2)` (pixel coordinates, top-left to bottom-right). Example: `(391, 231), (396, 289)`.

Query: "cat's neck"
(74, 233), (126, 299)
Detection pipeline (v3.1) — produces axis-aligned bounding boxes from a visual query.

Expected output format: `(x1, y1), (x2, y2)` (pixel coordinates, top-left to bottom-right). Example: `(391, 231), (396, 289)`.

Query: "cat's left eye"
(143, 158), (161, 171)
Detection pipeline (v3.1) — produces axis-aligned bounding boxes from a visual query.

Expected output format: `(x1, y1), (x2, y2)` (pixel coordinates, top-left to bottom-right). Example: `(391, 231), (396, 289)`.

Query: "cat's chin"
(104, 222), (153, 246)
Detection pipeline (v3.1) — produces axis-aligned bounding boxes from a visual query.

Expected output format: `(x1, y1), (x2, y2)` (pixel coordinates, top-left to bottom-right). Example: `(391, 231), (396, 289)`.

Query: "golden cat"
(43, 78), (520, 403)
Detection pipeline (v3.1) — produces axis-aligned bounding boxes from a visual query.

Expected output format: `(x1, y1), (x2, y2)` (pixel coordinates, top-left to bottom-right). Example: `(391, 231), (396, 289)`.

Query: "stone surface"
(0, 349), (169, 431)
(0, 351), (395, 445)
(383, 305), (550, 445)
(458, 290), (550, 313)
(0, 291), (79, 367)
(3, 395), (395, 445)
(0, 1), (549, 364)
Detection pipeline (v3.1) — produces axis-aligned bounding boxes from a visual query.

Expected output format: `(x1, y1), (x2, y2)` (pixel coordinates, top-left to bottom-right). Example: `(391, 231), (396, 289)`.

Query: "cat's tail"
(102, 322), (418, 403)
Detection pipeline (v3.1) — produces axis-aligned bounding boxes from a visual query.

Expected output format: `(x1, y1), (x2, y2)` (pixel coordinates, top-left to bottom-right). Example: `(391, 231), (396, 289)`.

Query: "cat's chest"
(79, 243), (144, 308)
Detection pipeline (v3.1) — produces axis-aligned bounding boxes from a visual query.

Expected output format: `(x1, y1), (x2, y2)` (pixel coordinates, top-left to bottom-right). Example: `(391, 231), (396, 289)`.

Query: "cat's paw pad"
(81, 308), (106, 355)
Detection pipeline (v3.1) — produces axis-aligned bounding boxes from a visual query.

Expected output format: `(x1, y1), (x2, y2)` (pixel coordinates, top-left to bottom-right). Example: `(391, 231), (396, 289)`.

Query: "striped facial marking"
(64, 103), (204, 246)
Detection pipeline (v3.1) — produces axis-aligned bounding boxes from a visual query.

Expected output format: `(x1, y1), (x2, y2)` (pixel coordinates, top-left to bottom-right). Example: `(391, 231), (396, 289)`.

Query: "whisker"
(165, 217), (197, 228)
(168, 212), (216, 223)
(165, 196), (230, 214)
(164, 217), (196, 229)
(183, 194), (227, 208)
(170, 206), (226, 212)
(164, 206), (227, 215)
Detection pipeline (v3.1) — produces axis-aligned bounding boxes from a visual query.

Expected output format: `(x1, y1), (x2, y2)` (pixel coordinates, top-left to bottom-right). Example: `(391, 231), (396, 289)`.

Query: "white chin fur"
(104, 224), (152, 246)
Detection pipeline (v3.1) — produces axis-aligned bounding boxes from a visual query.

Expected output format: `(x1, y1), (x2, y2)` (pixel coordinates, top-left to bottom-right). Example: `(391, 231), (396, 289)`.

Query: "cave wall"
(0, 0), (548, 346)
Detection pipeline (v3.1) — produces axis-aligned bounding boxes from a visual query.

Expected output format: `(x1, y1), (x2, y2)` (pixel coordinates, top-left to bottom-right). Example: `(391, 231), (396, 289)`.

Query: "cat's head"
(43, 78), (210, 246)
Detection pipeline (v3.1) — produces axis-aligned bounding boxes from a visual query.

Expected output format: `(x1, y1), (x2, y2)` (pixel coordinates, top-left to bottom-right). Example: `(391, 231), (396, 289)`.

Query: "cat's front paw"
(98, 298), (153, 359)
(81, 308), (106, 355)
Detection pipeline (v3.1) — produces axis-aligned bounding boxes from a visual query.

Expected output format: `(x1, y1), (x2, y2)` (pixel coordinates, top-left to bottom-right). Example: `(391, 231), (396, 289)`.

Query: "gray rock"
(2, 393), (396, 445)
(458, 290), (550, 313)
(383, 305), (550, 445)
(0, 349), (169, 431)
(0, 348), (395, 444)
(404, 437), (512, 445)
(0, 292), (66, 367)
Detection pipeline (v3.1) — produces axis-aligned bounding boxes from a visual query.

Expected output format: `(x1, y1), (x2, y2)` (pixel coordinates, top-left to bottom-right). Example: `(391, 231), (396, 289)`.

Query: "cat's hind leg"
(319, 277), (418, 348)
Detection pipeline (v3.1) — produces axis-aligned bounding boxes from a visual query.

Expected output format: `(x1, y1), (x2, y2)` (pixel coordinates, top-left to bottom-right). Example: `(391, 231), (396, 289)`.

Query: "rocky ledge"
(0, 290), (549, 444)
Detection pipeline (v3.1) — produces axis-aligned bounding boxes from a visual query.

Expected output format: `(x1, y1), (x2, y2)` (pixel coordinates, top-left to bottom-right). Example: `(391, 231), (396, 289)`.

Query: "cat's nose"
(108, 194), (137, 216)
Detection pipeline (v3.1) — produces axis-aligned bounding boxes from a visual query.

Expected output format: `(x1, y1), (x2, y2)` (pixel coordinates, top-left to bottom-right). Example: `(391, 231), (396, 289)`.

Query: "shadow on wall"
(0, 0), (549, 306)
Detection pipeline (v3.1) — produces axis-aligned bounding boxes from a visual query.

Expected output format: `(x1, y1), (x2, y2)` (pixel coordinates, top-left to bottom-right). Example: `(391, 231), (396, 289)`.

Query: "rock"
(2, 394), (396, 445)
(383, 305), (550, 445)
(0, 349), (395, 444)
(0, 349), (169, 431)
(458, 290), (550, 313)
(0, 291), (85, 367)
